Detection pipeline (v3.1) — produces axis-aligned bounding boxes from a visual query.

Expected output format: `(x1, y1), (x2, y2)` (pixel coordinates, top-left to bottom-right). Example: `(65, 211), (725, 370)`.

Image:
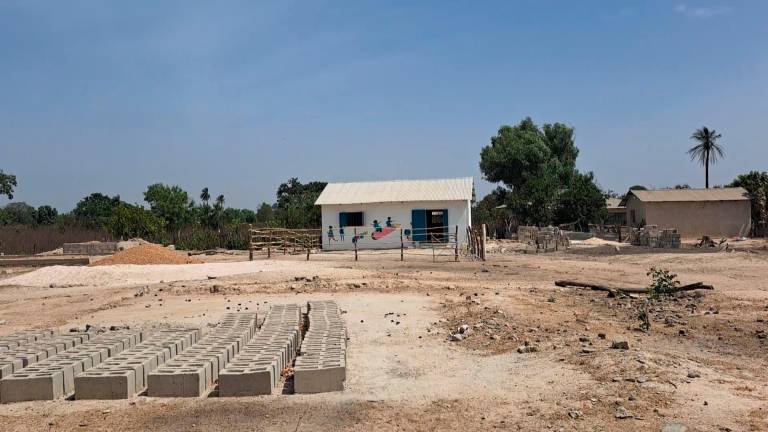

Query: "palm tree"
(688, 127), (725, 188)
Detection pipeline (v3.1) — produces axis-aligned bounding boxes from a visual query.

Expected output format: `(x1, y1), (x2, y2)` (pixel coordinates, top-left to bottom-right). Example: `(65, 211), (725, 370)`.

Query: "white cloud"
(674, 4), (732, 19)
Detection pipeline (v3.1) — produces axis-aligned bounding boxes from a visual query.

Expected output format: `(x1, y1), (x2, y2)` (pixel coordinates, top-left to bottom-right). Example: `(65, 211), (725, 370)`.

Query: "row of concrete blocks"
(0, 329), (58, 352)
(146, 313), (258, 397)
(219, 304), (302, 396)
(73, 327), (203, 399)
(0, 330), (143, 403)
(294, 300), (347, 393)
(0, 331), (93, 378)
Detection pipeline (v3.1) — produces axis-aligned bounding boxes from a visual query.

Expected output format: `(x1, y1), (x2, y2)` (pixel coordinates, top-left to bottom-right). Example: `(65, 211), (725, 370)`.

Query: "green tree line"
(0, 177), (326, 244)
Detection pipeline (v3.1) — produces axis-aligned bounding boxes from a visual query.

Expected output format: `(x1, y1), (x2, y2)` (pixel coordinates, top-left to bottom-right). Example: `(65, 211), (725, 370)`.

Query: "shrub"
(647, 267), (680, 299)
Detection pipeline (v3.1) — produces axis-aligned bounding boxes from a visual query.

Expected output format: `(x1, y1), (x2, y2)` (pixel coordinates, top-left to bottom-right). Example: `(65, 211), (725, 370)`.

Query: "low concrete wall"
(63, 242), (119, 255)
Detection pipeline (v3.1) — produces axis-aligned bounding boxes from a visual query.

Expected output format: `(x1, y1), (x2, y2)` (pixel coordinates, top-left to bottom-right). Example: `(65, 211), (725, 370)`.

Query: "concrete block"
(219, 366), (273, 396)
(0, 370), (65, 403)
(294, 363), (346, 393)
(147, 368), (207, 397)
(75, 370), (136, 400)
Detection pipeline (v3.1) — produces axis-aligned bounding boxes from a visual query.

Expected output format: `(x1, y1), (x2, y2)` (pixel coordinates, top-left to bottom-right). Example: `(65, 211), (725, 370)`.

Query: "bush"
(107, 204), (166, 240)
(171, 225), (250, 251)
(647, 267), (680, 299)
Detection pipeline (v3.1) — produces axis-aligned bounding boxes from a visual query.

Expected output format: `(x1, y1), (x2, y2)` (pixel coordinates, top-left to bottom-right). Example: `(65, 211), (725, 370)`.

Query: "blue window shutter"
(339, 212), (348, 227)
(411, 209), (426, 242)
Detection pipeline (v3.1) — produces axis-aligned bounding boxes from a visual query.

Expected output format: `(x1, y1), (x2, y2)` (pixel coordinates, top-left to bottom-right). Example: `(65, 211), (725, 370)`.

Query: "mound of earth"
(90, 243), (202, 266)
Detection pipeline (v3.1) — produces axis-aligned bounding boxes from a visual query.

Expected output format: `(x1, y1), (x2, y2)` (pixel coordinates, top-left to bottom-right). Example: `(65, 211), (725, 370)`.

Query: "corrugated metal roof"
(606, 198), (623, 209)
(628, 187), (749, 203)
(315, 177), (474, 205)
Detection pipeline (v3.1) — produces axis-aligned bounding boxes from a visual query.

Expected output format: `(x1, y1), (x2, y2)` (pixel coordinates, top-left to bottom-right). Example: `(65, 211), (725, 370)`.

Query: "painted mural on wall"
(327, 216), (410, 246)
(371, 217), (400, 240)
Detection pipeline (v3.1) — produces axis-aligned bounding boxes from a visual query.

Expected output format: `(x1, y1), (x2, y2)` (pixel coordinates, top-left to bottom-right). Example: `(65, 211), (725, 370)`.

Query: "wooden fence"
(248, 227), (322, 260)
(466, 224), (487, 261)
(249, 225), (483, 262)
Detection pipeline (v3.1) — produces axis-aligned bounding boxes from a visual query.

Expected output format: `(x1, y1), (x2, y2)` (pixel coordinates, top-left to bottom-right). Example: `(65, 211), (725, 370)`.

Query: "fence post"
(481, 224), (487, 261)
(454, 225), (459, 262)
(283, 233), (287, 255)
(267, 231), (272, 258)
(400, 228), (404, 261)
(354, 228), (358, 262)
(306, 234), (311, 261)
(248, 224), (253, 261)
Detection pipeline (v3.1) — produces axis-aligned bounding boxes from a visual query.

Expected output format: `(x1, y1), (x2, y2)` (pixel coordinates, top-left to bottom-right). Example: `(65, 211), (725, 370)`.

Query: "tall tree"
(274, 178), (326, 228)
(730, 171), (768, 235)
(0, 170), (18, 200)
(479, 117), (602, 227)
(688, 127), (725, 188)
(255, 202), (274, 224)
(36, 205), (58, 225)
(213, 194), (225, 228)
(143, 184), (194, 234)
(72, 193), (122, 228)
(555, 171), (607, 230)
(2, 202), (37, 225)
(107, 203), (165, 240)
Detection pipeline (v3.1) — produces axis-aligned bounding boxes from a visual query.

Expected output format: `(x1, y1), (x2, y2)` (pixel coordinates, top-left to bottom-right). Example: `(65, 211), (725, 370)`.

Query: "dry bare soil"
(0, 242), (766, 431)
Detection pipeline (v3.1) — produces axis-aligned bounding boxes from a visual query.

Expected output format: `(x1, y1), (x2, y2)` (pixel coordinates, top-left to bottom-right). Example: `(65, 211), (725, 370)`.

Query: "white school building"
(314, 178), (474, 251)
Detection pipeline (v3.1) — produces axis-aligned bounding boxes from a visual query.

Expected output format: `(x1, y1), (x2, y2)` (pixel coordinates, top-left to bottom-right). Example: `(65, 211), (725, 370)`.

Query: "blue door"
(411, 209), (427, 242)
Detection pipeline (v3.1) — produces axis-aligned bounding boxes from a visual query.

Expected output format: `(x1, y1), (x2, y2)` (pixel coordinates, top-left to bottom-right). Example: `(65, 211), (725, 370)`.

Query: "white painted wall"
(320, 200), (472, 250)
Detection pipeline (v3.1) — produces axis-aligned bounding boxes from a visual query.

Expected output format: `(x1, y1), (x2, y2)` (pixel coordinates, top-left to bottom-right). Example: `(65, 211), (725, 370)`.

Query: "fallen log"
(554, 280), (713, 295)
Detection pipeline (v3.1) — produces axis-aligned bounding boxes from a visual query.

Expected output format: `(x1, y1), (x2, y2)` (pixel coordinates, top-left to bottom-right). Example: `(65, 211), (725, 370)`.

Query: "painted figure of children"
(339, 227), (345, 241)
(386, 216), (393, 228)
(372, 219), (382, 233)
(327, 225), (336, 244)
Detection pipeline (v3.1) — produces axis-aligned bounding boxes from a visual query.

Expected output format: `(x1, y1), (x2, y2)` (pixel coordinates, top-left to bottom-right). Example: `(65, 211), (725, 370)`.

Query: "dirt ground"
(0, 241), (766, 431)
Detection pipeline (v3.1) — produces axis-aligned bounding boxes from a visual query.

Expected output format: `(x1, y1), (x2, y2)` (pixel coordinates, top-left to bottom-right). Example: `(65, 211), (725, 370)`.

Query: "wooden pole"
(481, 224), (487, 261)
(400, 228), (404, 261)
(248, 224), (253, 261)
(454, 225), (459, 262)
(617, 224), (622, 243)
(267, 231), (272, 258)
(354, 228), (358, 262)
(467, 227), (473, 255)
(306, 234), (310, 261)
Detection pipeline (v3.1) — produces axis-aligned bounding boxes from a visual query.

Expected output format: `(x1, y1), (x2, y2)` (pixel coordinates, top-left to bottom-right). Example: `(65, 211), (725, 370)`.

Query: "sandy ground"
(0, 243), (767, 431)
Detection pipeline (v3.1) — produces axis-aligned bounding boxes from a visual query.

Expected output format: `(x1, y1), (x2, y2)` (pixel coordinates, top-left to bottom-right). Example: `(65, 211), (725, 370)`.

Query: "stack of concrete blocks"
(63, 242), (119, 255)
(219, 304), (302, 396)
(658, 229), (682, 249)
(74, 326), (202, 399)
(294, 300), (347, 393)
(147, 313), (257, 397)
(0, 330), (142, 403)
(0, 330), (92, 378)
(630, 225), (680, 249)
(520, 226), (570, 253)
(517, 226), (538, 243)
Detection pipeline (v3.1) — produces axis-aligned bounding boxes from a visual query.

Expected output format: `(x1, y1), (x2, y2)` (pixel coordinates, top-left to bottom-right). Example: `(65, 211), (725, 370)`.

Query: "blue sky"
(2, 1), (767, 210)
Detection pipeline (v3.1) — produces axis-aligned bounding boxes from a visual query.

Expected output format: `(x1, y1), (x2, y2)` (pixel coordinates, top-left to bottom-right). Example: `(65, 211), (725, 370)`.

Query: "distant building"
(605, 197), (627, 226)
(620, 187), (751, 238)
(314, 178), (474, 250)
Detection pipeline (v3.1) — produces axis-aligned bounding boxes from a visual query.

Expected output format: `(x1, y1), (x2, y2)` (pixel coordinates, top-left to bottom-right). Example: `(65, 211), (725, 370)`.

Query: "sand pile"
(580, 237), (623, 247)
(90, 244), (202, 266)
